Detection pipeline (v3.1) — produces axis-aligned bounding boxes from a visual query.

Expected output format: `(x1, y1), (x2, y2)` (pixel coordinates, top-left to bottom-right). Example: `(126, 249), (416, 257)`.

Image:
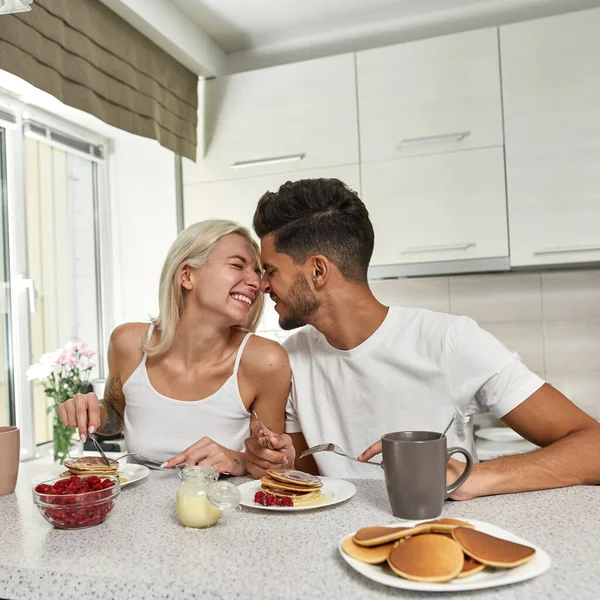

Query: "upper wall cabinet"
(183, 55), (359, 184)
(501, 9), (600, 267)
(362, 147), (508, 269)
(356, 28), (503, 163)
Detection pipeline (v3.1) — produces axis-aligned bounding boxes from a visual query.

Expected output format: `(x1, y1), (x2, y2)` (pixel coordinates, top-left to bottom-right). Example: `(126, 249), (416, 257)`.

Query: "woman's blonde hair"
(144, 219), (264, 356)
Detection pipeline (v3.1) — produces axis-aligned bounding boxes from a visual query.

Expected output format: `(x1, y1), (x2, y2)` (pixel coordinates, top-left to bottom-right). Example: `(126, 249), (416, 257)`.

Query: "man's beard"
(278, 273), (320, 331)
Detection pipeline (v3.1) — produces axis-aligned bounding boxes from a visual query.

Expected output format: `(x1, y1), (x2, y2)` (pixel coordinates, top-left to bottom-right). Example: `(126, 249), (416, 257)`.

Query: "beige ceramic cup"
(0, 426), (20, 495)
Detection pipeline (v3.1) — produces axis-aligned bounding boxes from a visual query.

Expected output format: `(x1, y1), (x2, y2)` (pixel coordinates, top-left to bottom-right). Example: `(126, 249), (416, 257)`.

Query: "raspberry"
(279, 496), (293, 507)
(265, 493), (278, 507)
(254, 491), (266, 505)
(35, 475), (118, 529)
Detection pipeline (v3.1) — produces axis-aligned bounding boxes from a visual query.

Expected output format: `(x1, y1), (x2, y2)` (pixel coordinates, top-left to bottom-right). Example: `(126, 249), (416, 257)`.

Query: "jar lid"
(178, 464), (218, 482)
(208, 481), (241, 510)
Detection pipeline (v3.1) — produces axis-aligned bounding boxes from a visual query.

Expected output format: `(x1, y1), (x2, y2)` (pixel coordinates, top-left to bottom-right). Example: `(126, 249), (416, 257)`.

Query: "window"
(24, 136), (104, 443)
(0, 126), (13, 426)
(0, 94), (110, 456)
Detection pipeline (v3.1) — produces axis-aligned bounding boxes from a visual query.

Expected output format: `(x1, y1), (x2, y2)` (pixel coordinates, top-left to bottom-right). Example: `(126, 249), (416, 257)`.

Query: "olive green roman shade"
(0, 0), (198, 159)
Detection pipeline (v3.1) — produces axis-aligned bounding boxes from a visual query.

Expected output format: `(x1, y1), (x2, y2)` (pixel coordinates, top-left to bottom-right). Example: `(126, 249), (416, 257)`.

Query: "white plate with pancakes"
(339, 518), (551, 592)
(238, 474), (356, 511)
(32, 462), (150, 489)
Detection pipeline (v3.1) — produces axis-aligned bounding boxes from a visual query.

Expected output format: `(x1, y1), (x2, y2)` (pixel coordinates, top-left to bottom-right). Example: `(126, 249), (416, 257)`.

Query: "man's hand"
(446, 457), (478, 501)
(161, 437), (246, 476)
(358, 441), (382, 463)
(244, 416), (295, 478)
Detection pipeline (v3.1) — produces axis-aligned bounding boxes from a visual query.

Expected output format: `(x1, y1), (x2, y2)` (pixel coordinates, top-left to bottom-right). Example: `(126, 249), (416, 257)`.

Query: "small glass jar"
(175, 465), (241, 529)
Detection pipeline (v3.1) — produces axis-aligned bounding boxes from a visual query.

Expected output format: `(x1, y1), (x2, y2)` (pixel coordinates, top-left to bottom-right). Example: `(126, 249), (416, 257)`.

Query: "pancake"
(353, 525), (429, 547)
(452, 527), (536, 568)
(387, 534), (464, 583)
(456, 555), (485, 579)
(260, 475), (322, 493)
(290, 490), (322, 505)
(63, 457), (118, 476)
(267, 470), (321, 487)
(342, 536), (394, 564)
(260, 486), (310, 498)
(421, 518), (475, 533)
(260, 486), (321, 502)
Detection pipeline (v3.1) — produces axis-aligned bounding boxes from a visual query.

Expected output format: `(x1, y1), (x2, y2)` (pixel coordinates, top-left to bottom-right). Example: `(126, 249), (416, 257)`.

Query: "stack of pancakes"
(260, 470), (322, 506)
(342, 518), (536, 583)
(63, 456), (119, 477)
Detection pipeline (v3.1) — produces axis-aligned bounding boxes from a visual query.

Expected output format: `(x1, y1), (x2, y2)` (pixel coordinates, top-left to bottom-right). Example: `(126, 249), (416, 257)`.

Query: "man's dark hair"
(253, 178), (374, 283)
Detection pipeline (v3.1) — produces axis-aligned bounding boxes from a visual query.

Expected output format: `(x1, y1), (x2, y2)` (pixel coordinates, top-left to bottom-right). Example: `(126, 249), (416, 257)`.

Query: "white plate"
(238, 476), (356, 512)
(117, 463), (150, 487)
(475, 427), (525, 443)
(32, 463), (150, 489)
(339, 518), (551, 592)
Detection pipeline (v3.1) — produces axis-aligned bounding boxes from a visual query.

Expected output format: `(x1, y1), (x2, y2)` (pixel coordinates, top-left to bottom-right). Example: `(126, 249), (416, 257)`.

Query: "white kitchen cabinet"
(501, 9), (600, 267)
(356, 28), (503, 163)
(183, 165), (361, 235)
(183, 54), (359, 184)
(362, 148), (508, 267)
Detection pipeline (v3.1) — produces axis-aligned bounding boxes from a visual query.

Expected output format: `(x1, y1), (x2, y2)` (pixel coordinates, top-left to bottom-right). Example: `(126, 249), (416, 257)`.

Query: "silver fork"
(110, 452), (164, 468)
(300, 443), (382, 466)
(88, 432), (112, 466)
(111, 453), (230, 475)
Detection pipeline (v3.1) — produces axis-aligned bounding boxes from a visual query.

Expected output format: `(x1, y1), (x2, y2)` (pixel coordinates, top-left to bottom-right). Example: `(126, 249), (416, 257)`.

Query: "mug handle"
(445, 447), (473, 496)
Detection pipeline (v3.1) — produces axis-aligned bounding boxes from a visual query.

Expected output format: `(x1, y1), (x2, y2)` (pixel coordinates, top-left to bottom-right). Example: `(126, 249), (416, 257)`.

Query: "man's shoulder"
(282, 326), (320, 354)
(393, 306), (461, 335)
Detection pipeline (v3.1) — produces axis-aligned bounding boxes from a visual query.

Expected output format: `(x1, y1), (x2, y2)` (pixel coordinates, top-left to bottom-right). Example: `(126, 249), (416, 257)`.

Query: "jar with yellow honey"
(176, 465), (240, 529)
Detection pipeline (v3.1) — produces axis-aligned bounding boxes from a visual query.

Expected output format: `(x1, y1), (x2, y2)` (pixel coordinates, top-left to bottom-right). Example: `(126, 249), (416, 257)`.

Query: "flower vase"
(51, 409), (80, 463)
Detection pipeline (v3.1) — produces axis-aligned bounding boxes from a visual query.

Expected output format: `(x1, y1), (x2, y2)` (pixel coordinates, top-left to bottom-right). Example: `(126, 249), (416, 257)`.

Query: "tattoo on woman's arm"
(98, 377), (125, 436)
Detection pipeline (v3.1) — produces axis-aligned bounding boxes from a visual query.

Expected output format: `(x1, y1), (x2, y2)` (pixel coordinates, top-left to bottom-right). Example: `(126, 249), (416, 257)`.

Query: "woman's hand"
(57, 392), (102, 442)
(161, 437), (246, 476)
(244, 416), (294, 478)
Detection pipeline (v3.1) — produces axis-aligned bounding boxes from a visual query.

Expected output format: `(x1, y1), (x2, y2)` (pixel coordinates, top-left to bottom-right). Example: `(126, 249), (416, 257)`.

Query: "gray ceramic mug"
(382, 431), (473, 520)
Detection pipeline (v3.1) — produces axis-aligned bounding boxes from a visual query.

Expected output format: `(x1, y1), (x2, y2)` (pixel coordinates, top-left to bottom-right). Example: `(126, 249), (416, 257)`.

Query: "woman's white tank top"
(123, 324), (253, 464)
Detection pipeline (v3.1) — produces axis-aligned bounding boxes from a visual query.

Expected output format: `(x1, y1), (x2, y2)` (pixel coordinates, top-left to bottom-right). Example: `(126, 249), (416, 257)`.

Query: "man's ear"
(311, 255), (330, 289)
(180, 265), (194, 290)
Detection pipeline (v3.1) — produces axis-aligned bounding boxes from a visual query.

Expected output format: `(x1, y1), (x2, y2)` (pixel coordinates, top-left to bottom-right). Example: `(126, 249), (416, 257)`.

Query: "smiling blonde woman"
(58, 219), (291, 475)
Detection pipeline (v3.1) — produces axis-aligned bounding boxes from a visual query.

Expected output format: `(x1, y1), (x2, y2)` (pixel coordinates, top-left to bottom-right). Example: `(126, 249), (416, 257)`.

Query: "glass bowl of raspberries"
(32, 475), (121, 529)
(254, 491), (294, 508)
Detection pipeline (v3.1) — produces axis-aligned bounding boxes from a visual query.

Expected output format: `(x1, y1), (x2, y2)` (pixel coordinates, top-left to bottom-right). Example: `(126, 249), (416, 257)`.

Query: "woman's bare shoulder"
(110, 322), (151, 355)
(242, 334), (290, 376)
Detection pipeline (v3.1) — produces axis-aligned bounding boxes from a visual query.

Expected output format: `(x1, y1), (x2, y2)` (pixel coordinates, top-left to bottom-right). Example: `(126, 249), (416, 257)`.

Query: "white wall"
(108, 135), (178, 326)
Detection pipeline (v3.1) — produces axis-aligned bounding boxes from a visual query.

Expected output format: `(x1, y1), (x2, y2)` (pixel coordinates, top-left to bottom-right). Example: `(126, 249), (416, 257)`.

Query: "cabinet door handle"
(533, 244), (600, 255)
(231, 153), (306, 169)
(396, 131), (471, 149)
(401, 242), (476, 254)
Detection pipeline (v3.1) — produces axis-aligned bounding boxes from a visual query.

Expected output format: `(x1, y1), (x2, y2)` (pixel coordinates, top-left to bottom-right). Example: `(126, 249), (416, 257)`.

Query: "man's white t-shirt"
(283, 307), (544, 479)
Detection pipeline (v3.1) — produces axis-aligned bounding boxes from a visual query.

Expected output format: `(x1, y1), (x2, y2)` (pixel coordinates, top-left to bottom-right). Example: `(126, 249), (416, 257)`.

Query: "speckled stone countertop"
(475, 438), (539, 461)
(1, 462), (598, 600)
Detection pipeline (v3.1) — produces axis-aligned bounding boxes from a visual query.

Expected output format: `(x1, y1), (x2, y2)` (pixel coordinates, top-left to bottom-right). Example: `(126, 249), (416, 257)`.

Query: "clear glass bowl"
(32, 475), (121, 530)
